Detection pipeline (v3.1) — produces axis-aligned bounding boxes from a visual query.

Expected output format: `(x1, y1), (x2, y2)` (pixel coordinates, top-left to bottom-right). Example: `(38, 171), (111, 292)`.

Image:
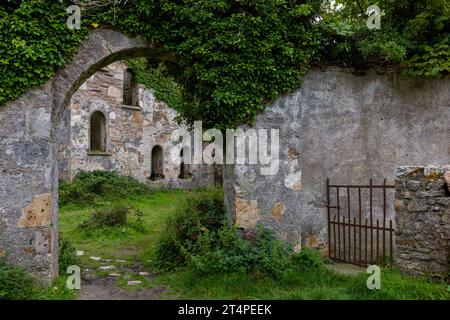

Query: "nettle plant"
(0, 0), (448, 129)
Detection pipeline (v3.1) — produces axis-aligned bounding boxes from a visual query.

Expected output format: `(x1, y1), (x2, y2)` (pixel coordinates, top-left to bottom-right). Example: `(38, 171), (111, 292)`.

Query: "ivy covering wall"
(0, 0), (448, 128)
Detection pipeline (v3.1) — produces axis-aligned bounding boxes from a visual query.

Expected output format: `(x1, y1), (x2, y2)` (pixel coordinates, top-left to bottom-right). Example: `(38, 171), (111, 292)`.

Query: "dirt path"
(77, 257), (174, 300)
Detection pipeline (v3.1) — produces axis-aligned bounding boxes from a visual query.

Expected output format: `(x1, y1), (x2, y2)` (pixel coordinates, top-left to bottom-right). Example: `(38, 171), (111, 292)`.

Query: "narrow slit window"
(90, 111), (107, 152)
(123, 67), (139, 106)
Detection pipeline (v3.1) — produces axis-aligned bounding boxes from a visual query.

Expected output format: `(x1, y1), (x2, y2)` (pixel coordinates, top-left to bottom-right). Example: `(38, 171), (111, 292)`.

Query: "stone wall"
(0, 29), (206, 283)
(224, 68), (450, 253)
(58, 61), (217, 189)
(394, 166), (450, 280)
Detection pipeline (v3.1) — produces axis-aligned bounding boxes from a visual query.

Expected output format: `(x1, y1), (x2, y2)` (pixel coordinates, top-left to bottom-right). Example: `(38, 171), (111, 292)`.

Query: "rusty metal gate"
(325, 178), (395, 266)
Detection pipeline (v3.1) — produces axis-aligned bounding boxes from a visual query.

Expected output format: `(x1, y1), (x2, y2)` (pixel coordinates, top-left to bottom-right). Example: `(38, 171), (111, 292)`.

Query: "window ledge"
(121, 104), (142, 111)
(87, 151), (111, 156)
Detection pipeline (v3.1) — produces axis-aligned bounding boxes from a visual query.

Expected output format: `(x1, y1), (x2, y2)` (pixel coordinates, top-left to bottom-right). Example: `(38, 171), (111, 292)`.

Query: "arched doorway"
(89, 111), (107, 152)
(0, 29), (178, 283)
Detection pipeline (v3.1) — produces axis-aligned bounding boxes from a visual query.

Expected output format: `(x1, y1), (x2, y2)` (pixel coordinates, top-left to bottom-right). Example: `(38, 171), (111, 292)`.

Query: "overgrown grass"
(59, 189), (190, 267)
(57, 186), (449, 300)
(154, 266), (449, 300)
(59, 171), (153, 206)
(0, 261), (75, 300)
(149, 187), (227, 272)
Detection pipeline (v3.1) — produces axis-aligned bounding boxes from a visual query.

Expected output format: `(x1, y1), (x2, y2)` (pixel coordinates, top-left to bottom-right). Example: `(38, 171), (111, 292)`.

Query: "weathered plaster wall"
(58, 61), (217, 189)
(224, 68), (450, 252)
(395, 166), (450, 280)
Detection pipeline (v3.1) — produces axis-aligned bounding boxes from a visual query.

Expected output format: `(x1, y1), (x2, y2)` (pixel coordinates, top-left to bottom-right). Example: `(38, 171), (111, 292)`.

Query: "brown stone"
(271, 202), (286, 223)
(393, 199), (404, 212)
(132, 110), (142, 124)
(396, 239), (417, 247)
(305, 234), (327, 250)
(288, 147), (298, 159)
(425, 171), (442, 182)
(18, 193), (52, 228)
(23, 247), (33, 254)
(235, 198), (261, 229)
(305, 234), (319, 248)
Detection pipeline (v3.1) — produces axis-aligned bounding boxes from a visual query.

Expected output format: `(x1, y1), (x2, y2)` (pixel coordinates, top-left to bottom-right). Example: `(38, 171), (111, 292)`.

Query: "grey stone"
(395, 166), (449, 279)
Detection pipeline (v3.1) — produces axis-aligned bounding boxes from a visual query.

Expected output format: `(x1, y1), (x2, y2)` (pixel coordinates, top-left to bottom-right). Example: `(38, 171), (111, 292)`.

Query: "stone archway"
(0, 30), (176, 283)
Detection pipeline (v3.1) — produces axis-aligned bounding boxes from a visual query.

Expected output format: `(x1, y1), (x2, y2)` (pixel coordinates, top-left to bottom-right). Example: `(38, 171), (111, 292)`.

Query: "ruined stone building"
(58, 61), (219, 188)
(0, 30), (448, 282)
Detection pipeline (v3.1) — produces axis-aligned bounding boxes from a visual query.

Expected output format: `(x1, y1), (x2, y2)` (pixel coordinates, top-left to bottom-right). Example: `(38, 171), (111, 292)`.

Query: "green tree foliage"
(0, 0), (448, 128)
(125, 58), (187, 115)
(97, 0), (323, 128)
(0, 0), (88, 105)
(319, 0), (450, 75)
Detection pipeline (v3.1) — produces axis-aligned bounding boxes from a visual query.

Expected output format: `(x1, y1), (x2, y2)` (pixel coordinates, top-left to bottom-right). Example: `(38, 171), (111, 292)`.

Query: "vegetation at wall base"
(0, 261), (75, 300)
(59, 171), (153, 206)
(150, 187), (227, 272)
(58, 234), (80, 275)
(30, 187), (447, 300)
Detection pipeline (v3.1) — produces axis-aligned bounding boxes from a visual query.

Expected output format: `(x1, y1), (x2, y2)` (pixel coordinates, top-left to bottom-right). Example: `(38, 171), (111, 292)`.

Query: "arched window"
(178, 149), (192, 179)
(123, 67), (139, 106)
(90, 111), (107, 152)
(150, 145), (164, 181)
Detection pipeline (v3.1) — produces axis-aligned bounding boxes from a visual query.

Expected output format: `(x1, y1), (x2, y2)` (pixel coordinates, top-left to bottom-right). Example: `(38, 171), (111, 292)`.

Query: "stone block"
(18, 193), (52, 228)
(235, 198), (261, 229)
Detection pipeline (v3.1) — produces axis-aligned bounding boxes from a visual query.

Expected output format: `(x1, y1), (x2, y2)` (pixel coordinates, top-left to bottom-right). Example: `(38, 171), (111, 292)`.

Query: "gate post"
(0, 83), (59, 284)
(394, 166), (450, 280)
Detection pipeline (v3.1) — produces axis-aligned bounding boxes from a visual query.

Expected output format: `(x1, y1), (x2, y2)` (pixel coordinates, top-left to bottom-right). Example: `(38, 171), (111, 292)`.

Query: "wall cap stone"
(121, 104), (142, 111)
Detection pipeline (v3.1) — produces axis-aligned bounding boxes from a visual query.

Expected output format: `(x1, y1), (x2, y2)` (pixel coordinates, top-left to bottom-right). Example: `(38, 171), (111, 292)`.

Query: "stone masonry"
(0, 30), (186, 283)
(395, 166), (450, 280)
(58, 61), (218, 188)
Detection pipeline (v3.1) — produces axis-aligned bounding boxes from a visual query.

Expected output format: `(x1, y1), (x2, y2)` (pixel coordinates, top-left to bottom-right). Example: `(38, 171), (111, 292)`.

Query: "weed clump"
(79, 205), (144, 232)
(151, 187), (226, 271)
(0, 262), (39, 300)
(59, 171), (153, 206)
(58, 235), (80, 275)
(151, 187), (295, 278)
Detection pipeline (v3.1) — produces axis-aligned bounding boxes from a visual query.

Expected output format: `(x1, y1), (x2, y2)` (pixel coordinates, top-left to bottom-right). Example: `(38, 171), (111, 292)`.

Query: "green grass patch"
(0, 262), (76, 300)
(58, 187), (449, 300)
(59, 189), (192, 266)
(154, 266), (448, 300)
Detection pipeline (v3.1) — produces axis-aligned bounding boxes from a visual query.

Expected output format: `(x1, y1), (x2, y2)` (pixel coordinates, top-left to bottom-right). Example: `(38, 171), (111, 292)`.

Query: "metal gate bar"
(326, 178), (395, 266)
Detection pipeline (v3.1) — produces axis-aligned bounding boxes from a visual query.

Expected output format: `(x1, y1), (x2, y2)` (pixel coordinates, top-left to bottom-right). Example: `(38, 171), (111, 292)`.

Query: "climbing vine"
(0, 0), (449, 128)
(0, 1), (88, 106)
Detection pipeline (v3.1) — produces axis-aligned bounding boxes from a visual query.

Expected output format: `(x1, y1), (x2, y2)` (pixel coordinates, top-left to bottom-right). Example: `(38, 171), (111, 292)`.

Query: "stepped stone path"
(76, 256), (175, 300)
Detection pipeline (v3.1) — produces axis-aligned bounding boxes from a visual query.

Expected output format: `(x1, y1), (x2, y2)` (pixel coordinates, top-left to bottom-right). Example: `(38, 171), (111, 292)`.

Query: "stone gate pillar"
(0, 83), (59, 283)
(394, 166), (450, 280)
